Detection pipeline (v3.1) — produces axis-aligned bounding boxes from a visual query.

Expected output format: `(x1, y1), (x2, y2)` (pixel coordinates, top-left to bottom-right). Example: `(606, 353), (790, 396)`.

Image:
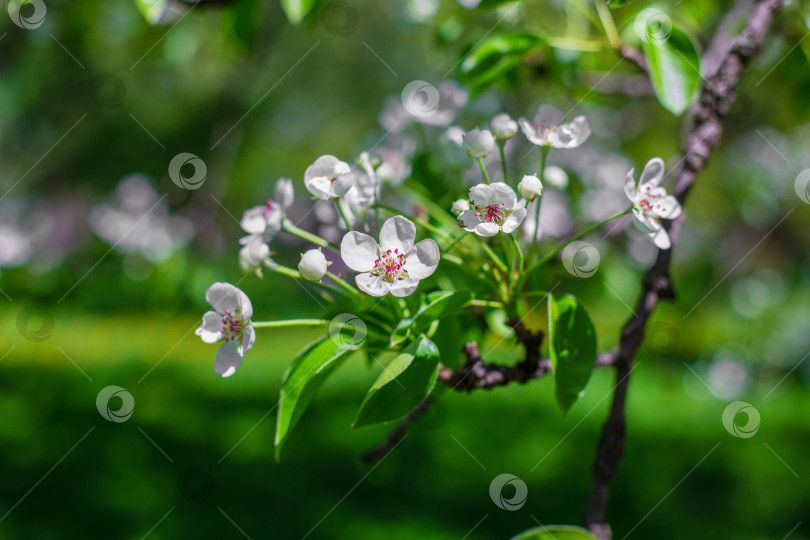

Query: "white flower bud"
(299, 248), (329, 281)
(491, 113), (517, 140)
(543, 165), (569, 189)
(274, 178), (294, 210)
(446, 126), (465, 147)
(462, 129), (496, 158)
(451, 199), (470, 216)
(518, 175), (544, 202)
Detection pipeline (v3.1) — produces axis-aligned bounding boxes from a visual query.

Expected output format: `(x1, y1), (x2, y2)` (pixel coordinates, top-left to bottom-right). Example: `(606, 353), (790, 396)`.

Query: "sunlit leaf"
(460, 33), (545, 90)
(548, 294), (597, 415)
(353, 336), (440, 428)
(279, 0), (316, 24)
(642, 23), (701, 115)
(412, 290), (472, 331)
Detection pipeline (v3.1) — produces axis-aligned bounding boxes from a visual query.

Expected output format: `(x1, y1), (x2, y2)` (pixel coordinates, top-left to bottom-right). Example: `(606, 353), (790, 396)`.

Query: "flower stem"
(508, 232), (524, 274)
(475, 235), (508, 274)
(441, 230), (466, 252)
(326, 271), (359, 296)
(594, 0), (621, 49)
(282, 220), (339, 251)
(477, 157), (492, 185)
(268, 264), (357, 300)
(497, 141), (509, 186)
(252, 319), (333, 328)
(526, 146), (549, 264)
(530, 207), (632, 271)
(335, 198), (353, 232)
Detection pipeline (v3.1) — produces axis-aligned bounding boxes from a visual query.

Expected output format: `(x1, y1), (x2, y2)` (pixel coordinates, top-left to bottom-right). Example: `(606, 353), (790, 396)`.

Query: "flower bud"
(518, 175), (544, 202)
(298, 248), (329, 281)
(462, 129), (495, 158)
(491, 113), (517, 140)
(543, 165), (569, 189)
(451, 199), (470, 216)
(274, 178), (294, 210)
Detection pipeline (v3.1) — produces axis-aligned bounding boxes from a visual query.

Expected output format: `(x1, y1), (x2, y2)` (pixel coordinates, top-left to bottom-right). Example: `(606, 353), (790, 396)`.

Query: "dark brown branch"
(584, 2), (784, 538)
(360, 399), (433, 465)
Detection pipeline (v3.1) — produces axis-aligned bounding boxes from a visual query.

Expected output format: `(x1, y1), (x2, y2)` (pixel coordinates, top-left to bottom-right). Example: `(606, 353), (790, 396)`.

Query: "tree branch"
(584, 1), (784, 538)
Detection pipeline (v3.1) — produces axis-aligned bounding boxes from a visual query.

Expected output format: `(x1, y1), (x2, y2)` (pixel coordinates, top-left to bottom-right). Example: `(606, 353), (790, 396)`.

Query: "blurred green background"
(1, 0), (810, 538)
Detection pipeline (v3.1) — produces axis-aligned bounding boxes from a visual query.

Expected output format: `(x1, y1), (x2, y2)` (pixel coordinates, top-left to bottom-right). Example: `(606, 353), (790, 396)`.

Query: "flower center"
(262, 199), (276, 221)
(636, 186), (663, 216)
(371, 248), (409, 283)
(471, 203), (512, 226)
(220, 309), (246, 342)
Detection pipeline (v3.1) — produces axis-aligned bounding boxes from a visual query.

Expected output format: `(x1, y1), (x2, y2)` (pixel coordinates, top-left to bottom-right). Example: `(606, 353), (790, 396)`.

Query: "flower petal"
(236, 287), (253, 320)
(379, 215), (416, 254)
(239, 324), (256, 356)
(355, 273), (389, 297)
(458, 209), (481, 231)
(469, 184), (494, 206)
(652, 195), (682, 219)
(491, 182), (517, 208)
(533, 104), (565, 128)
(196, 311), (224, 343)
(502, 208), (527, 234)
(475, 222), (500, 237)
(340, 231), (378, 272)
(550, 116), (591, 148)
(214, 342), (243, 378)
(206, 282), (241, 315)
(389, 277), (419, 298)
(624, 168), (637, 201)
(639, 157), (665, 188)
(632, 210), (659, 234)
(648, 226), (671, 249)
(404, 239), (439, 279)
(305, 155), (339, 180)
(331, 171), (354, 197)
(518, 118), (543, 146)
(305, 176), (333, 200)
(240, 206), (268, 235)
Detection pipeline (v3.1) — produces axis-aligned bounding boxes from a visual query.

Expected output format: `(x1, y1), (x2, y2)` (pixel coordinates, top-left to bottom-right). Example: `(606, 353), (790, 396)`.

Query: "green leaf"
(275, 337), (355, 459)
(460, 33), (545, 89)
(224, 0), (262, 51)
(412, 290), (472, 331)
(353, 336), (440, 428)
(390, 317), (413, 348)
(432, 317), (465, 371)
(134, 0), (168, 24)
(279, 0), (316, 24)
(607, 0), (631, 8)
(548, 294), (597, 415)
(511, 525), (599, 540)
(641, 23), (701, 116)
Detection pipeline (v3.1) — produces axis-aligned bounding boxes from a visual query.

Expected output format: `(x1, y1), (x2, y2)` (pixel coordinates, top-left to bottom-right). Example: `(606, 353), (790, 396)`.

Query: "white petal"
(196, 311), (224, 343)
(240, 206), (268, 235)
(236, 287), (253, 320)
(340, 231), (378, 272)
(518, 118), (543, 146)
(491, 182), (517, 208)
(639, 157), (665, 188)
(304, 155), (339, 180)
(502, 208), (527, 234)
(533, 104), (565, 127)
(355, 273), (389, 297)
(652, 195), (681, 219)
(649, 227), (671, 249)
(331, 172), (354, 197)
(214, 342), (243, 378)
(206, 282), (241, 315)
(458, 209), (481, 231)
(624, 168), (637, 201)
(475, 223), (500, 237)
(405, 239), (439, 279)
(274, 178), (294, 210)
(379, 215), (416, 254)
(469, 184), (494, 206)
(389, 277), (419, 298)
(305, 176), (333, 200)
(550, 116), (591, 148)
(239, 324), (256, 356)
(632, 211), (659, 234)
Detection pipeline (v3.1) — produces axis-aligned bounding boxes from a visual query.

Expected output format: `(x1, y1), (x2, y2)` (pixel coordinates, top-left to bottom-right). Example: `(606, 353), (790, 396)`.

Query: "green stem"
(376, 203), (446, 238)
(442, 230), (467, 252)
(335, 198), (353, 232)
(508, 232), (524, 274)
(282, 220), (339, 251)
(497, 141), (509, 186)
(477, 157), (492, 185)
(268, 264), (356, 300)
(326, 271), (359, 296)
(467, 299), (503, 309)
(526, 147), (549, 264)
(252, 319), (332, 328)
(475, 235), (508, 274)
(594, 0), (621, 49)
(530, 207), (632, 271)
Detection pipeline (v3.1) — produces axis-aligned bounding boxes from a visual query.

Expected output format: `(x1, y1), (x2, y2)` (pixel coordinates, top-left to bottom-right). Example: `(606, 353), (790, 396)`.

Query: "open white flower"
(463, 129), (496, 158)
(518, 175), (544, 202)
(304, 155), (354, 200)
(451, 199), (470, 216)
(240, 199), (283, 243)
(239, 235), (272, 276)
(491, 113), (517, 140)
(457, 182), (527, 237)
(518, 104), (591, 149)
(274, 178), (294, 211)
(624, 157), (682, 250)
(340, 215), (440, 297)
(299, 248), (329, 281)
(195, 282), (255, 377)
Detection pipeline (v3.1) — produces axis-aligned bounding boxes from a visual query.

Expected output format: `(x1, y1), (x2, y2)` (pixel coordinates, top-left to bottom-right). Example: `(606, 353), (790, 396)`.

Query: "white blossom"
(624, 157), (682, 249)
(518, 175), (544, 202)
(491, 113), (518, 140)
(240, 199), (283, 242)
(457, 182), (527, 237)
(195, 282), (255, 377)
(304, 155), (354, 200)
(518, 104), (591, 149)
(274, 178), (294, 211)
(340, 215), (439, 297)
(463, 129), (496, 158)
(451, 199), (470, 216)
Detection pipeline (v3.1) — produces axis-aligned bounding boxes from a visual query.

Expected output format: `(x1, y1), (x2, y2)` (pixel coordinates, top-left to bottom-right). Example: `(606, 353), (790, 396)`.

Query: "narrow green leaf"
(412, 290), (472, 331)
(279, 0), (316, 24)
(641, 23), (701, 115)
(460, 33), (545, 89)
(353, 336), (440, 428)
(275, 337), (355, 459)
(548, 294), (597, 415)
(134, 0), (168, 24)
(511, 525), (599, 540)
